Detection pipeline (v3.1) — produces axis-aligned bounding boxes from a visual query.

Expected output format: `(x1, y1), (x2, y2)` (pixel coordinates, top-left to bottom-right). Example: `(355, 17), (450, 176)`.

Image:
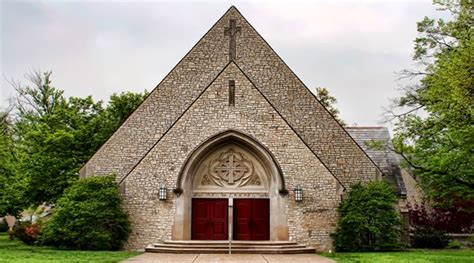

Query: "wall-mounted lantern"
(159, 185), (167, 200)
(294, 185), (303, 202)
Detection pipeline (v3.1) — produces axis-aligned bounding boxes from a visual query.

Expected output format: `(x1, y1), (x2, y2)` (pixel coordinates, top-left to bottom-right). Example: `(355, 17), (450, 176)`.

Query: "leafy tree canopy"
(315, 87), (346, 126)
(390, 0), (473, 206)
(0, 111), (27, 217)
(14, 72), (107, 206)
(0, 71), (147, 213)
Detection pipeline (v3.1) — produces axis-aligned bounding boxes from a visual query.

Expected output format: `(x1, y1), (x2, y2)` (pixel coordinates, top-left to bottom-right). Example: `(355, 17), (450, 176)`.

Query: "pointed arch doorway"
(172, 131), (288, 241)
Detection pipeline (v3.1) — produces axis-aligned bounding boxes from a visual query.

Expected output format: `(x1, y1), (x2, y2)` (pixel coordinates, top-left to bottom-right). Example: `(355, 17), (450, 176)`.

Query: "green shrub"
(332, 181), (403, 252)
(41, 175), (130, 250)
(411, 226), (451, 248)
(0, 218), (8, 232)
(467, 235), (474, 248)
(447, 240), (462, 249)
(11, 221), (41, 245)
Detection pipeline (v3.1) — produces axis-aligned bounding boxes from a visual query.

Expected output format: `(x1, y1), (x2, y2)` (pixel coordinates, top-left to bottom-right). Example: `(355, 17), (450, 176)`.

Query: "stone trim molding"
(117, 60), (347, 191)
(231, 62), (347, 190)
(116, 61), (232, 185)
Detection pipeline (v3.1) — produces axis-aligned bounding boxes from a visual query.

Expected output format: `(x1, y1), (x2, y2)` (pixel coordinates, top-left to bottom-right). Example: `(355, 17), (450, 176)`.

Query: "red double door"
(191, 199), (269, 241)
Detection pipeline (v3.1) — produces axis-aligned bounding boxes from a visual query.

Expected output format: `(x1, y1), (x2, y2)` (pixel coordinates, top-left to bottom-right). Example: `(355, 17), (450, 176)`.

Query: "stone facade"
(80, 6), (381, 252)
(120, 63), (340, 251)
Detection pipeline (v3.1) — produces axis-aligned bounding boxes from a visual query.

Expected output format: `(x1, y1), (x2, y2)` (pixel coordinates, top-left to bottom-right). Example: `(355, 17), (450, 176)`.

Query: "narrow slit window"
(229, 80), (235, 106)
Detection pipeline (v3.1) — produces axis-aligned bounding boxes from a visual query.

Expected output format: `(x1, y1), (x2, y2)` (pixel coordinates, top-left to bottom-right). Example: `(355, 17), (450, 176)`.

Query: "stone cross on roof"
(224, 19), (241, 61)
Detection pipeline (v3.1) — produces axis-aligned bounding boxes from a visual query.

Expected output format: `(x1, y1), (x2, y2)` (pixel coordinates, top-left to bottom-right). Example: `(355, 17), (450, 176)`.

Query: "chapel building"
(80, 6), (404, 252)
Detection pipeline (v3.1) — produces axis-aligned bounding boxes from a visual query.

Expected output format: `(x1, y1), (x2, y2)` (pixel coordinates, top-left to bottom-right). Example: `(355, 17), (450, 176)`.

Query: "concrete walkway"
(122, 253), (336, 263)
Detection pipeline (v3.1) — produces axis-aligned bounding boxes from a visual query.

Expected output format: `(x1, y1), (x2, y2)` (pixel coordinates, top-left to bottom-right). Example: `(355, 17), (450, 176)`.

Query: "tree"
(389, 0), (473, 206)
(315, 87), (346, 126)
(41, 175), (130, 250)
(12, 71), (147, 207)
(107, 91), (148, 126)
(14, 72), (106, 206)
(0, 111), (27, 217)
(99, 91), (148, 139)
(0, 111), (16, 215)
(332, 181), (403, 251)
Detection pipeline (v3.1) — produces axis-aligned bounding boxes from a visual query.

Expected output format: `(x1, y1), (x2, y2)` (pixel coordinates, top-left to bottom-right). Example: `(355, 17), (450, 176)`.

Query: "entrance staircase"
(145, 240), (315, 254)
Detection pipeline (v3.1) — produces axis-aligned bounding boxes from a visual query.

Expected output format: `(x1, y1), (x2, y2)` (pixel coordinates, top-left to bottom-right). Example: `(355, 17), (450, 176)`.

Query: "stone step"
(145, 246), (316, 254)
(146, 240), (315, 254)
(161, 240), (299, 246)
(152, 243), (308, 249)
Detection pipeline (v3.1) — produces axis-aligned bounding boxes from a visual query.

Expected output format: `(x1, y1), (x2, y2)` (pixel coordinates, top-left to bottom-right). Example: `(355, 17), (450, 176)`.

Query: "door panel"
(210, 200), (228, 240)
(192, 199), (228, 240)
(233, 199), (269, 240)
(251, 199), (270, 240)
(234, 199), (252, 240)
(191, 200), (209, 240)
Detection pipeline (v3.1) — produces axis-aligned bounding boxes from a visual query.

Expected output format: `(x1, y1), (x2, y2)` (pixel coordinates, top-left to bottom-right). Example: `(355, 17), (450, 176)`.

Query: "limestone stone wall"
(122, 63), (340, 251)
(80, 6), (380, 189)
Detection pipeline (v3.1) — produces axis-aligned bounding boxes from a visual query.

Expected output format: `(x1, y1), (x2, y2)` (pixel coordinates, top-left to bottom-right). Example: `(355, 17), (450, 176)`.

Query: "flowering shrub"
(11, 221), (41, 245)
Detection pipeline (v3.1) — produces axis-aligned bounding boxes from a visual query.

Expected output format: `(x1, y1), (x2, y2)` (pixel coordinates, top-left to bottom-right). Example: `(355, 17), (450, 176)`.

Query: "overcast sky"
(1, 0), (446, 127)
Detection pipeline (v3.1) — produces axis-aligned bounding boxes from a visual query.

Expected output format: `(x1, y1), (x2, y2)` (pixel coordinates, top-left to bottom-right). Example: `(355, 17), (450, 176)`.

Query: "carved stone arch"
(175, 130), (286, 192)
(172, 130), (289, 241)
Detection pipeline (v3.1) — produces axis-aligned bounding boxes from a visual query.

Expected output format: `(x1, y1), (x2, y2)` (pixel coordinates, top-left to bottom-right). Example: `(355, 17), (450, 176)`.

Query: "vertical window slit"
(229, 80), (235, 106)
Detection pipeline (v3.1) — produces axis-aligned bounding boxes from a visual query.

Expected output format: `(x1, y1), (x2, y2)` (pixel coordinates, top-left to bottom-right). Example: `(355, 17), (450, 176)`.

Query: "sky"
(1, 0), (446, 127)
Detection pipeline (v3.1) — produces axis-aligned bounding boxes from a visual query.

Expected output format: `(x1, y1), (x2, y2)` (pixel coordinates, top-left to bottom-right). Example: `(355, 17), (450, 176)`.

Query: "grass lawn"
(0, 233), (141, 263)
(323, 249), (474, 263)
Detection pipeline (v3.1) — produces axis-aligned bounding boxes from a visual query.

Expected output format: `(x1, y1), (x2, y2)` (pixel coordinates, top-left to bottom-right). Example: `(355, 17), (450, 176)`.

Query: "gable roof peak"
(81, 6), (382, 188)
(225, 5), (240, 14)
